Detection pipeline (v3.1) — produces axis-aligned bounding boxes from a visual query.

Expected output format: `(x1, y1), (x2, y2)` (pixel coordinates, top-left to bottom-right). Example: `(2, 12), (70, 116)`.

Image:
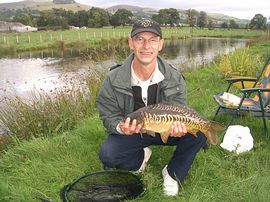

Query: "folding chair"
(213, 56), (270, 134)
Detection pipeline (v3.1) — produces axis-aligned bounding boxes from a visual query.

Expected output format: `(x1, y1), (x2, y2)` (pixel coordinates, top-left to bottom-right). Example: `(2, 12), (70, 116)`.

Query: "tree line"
(0, 7), (268, 30)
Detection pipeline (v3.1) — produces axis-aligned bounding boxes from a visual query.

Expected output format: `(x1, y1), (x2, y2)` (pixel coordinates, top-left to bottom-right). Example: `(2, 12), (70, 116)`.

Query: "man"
(97, 18), (206, 196)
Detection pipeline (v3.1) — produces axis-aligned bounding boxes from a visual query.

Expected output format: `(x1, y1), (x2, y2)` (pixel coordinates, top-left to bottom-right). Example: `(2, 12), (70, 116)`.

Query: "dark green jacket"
(97, 53), (187, 134)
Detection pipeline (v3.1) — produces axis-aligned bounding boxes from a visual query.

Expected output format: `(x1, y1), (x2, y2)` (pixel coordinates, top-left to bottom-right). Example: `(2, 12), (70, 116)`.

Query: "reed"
(0, 67), (106, 141)
(217, 48), (262, 77)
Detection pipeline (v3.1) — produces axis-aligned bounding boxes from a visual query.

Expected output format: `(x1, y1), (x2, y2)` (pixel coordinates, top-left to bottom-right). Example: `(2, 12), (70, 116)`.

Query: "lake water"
(0, 37), (247, 101)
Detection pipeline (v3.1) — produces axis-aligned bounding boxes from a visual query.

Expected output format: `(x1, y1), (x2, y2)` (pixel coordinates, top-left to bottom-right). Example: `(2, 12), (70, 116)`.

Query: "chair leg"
(262, 117), (268, 135)
(213, 106), (221, 121)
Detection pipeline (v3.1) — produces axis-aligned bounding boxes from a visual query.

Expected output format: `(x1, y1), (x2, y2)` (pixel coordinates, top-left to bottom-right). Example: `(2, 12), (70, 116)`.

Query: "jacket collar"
(113, 53), (171, 89)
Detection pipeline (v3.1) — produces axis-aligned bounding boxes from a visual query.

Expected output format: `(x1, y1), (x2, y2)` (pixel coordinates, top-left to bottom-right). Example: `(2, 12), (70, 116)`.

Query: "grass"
(1, 67), (270, 201)
(1, 39), (270, 201)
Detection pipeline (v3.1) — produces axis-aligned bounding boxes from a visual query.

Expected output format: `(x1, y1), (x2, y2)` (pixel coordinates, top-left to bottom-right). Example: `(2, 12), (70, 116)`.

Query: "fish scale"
(125, 103), (225, 145)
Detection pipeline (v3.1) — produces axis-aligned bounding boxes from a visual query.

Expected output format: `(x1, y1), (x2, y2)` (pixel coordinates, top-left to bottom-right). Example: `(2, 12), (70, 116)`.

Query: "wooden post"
(40, 34), (42, 42)
(16, 35), (19, 44)
(50, 34), (53, 41)
(3, 36), (6, 44)
(28, 35), (30, 43)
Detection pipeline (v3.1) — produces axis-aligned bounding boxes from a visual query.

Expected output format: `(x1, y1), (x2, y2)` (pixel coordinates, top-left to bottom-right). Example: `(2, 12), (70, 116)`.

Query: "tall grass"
(217, 48), (262, 78)
(0, 67), (105, 142)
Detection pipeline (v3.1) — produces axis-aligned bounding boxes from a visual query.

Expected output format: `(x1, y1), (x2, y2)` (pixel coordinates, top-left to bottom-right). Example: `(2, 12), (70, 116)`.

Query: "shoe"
(137, 147), (152, 173)
(162, 165), (179, 196)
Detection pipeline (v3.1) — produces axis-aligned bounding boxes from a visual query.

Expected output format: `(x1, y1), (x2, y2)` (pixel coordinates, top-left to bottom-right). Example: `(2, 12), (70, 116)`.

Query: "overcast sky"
(1, 0), (269, 20)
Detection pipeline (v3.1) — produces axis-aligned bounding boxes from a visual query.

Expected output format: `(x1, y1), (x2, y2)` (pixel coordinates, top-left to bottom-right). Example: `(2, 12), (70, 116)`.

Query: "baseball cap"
(131, 18), (162, 38)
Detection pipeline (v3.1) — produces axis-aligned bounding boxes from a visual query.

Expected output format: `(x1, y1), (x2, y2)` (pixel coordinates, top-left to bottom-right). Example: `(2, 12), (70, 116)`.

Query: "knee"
(196, 131), (207, 145)
(99, 140), (118, 166)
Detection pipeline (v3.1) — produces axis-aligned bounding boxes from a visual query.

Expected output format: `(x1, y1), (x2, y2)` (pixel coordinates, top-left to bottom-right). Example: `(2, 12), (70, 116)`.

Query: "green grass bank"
(0, 39), (270, 201)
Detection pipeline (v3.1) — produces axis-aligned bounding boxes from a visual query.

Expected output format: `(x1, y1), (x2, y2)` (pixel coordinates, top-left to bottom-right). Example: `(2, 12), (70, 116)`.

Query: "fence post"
(16, 35), (19, 44)
(40, 34), (42, 43)
(28, 35), (30, 43)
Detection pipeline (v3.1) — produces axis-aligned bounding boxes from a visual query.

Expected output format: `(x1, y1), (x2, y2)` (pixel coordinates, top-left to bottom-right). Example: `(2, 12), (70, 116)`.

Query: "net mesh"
(61, 170), (145, 202)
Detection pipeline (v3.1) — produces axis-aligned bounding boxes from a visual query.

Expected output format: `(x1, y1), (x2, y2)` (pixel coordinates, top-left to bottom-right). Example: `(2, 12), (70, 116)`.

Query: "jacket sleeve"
(96, 76), (123, 135)
(162, 68), (187, 106)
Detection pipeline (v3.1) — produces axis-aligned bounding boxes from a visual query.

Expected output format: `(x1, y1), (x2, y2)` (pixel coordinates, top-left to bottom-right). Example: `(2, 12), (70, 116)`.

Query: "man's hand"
(118, 117), (142, 135)
(169, 121), (187, 137)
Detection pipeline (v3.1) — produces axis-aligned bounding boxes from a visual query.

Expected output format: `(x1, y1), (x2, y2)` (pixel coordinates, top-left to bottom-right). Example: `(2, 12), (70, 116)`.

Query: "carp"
(125, 103), (225, 145)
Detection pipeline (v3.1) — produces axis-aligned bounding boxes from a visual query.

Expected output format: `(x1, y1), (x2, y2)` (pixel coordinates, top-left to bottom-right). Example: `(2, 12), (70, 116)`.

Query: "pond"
(0, 37), (247, 101)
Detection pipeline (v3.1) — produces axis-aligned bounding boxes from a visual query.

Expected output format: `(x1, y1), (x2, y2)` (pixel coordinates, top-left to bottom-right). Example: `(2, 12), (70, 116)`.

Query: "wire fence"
(0, 27), (265, 47)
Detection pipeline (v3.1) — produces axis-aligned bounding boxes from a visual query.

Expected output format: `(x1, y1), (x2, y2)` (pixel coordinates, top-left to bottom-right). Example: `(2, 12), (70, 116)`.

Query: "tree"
(152, 8), (180, 27)
(249, 14), (267, 29)
(13, 13), (34, 26)
(87, 7), (110, 28)
(221, 22), (228, 28)
(197, 11), (207, 28)
(110, 9), (133, 27)
(36, 10), (68, 29)
(76, 10), (88, 27)
(229, 19), (239, 29)
(186, 9), (199, 27)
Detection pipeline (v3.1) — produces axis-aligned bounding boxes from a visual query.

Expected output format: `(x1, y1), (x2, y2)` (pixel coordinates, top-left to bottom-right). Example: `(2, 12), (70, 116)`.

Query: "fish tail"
(204, 121), (226, 145)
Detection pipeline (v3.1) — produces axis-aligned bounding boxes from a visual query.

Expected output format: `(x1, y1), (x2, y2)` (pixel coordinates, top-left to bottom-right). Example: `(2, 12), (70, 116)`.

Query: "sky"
(1, 0), (269, 20)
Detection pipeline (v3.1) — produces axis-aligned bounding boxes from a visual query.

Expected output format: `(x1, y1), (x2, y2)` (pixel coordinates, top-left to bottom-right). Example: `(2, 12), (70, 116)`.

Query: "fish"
(125, 103), (225, 145)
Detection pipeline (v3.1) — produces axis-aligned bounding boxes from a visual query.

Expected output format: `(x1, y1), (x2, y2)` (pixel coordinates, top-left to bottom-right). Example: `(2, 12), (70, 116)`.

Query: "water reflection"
(162, 37), (246, 69)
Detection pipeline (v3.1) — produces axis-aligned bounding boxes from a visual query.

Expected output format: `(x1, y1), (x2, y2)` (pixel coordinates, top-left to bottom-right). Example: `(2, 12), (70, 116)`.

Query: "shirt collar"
(131, 61), (164, 86)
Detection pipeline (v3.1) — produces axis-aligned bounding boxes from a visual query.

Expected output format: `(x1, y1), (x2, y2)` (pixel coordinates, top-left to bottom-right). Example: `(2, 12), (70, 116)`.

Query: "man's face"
(128, 32), (164, 66)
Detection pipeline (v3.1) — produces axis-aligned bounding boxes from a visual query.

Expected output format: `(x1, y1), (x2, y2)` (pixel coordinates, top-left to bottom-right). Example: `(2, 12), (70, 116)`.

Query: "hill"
(107, 5), (249, 27)
(0, 0), (91, 12)
(0, 1), (249, 26)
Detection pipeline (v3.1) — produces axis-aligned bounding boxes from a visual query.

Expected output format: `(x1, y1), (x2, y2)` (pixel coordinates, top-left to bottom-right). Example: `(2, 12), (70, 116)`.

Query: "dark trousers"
(99, 132), (207, 183)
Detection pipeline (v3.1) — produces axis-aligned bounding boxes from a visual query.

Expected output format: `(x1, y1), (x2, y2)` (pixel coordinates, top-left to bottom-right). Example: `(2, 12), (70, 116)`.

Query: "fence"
(0, 27), (265, 48)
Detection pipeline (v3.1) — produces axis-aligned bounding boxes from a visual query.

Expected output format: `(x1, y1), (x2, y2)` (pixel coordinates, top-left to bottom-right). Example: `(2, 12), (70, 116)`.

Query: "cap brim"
(131, 28), (162, 38)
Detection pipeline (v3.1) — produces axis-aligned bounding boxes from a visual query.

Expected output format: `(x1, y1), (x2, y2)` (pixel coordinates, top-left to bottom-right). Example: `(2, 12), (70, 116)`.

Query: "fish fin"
(146, 130), (156, 137)
(206, 129), (218, 145)
(202, 121), (226, 145)
(210, 121), (226, 131)
(160, 131), (170, 143)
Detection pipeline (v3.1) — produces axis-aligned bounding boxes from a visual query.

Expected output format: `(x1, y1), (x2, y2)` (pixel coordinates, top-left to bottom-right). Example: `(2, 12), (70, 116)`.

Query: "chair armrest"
(226, 77), (257, 83)
(224, 77), (257, 92)
(241, 88), (270, 93)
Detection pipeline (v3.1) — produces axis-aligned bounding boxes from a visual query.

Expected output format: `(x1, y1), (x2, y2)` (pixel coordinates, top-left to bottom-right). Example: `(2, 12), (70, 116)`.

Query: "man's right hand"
(118, 117), (142, 135)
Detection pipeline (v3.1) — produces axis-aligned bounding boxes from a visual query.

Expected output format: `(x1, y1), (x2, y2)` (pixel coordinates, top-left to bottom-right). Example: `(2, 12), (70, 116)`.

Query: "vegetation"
(0, 37), (270, 201)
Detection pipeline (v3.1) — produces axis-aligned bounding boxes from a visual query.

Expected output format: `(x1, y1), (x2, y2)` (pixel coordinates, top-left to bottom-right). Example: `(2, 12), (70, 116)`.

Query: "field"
(0, 27), (266, 52)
